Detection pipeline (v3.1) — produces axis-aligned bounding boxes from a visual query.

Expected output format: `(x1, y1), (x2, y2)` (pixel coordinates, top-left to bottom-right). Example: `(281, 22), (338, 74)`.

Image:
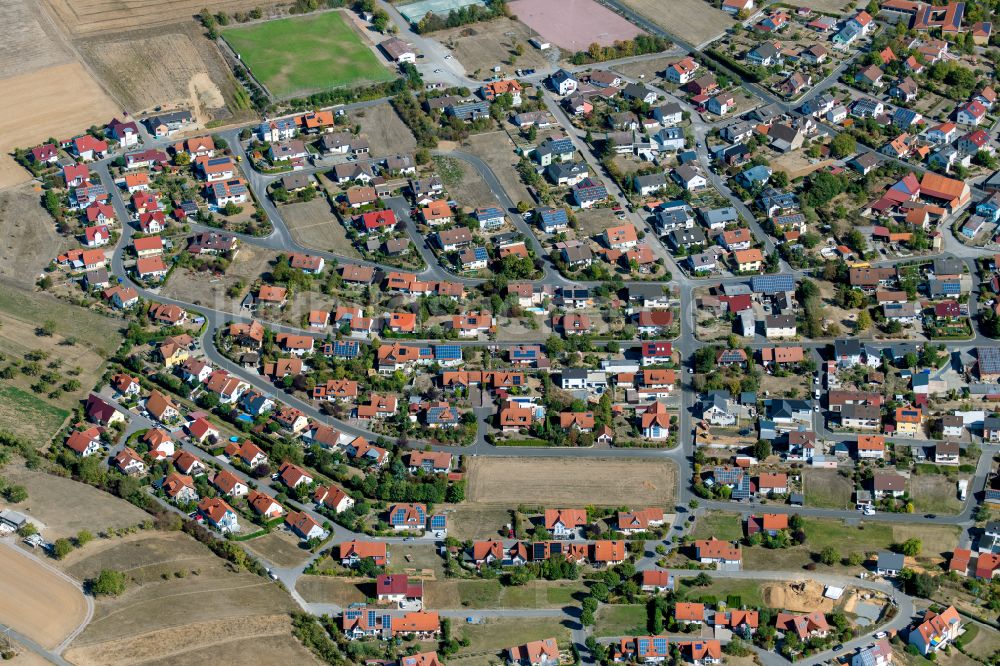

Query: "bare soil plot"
(435, 18), (556, 74)
(162, 244), (275, 314)
(463, 132), (532, 205)
(244, 531), (312, 568)
(296, 576), (369, 605)
(762, 580), (836, 613)
(347, 103), (417, 156)
(617, 0), (734, 47)
(466, 456), (677, 507)
(280, 197), (361, 257)
(509, 0), (645, 51)
(77, 24), (244, 123)
(771, 153), (836, 181)
(0, 543), (88, 650)
(1, 463), (148, 539)
(66, 615), (320, 666)
(65, 531), (296, 651)
(803, 469), (854, 509)
(41, 0), (267, 36)
(0, 184), (75, 287)
(0, 62), (119, 189)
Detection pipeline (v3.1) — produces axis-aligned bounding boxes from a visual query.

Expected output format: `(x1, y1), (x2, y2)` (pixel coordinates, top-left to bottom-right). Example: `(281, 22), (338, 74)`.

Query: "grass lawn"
(425, 579), (584, 609)
(742, 518), (961, 570)
(595, 604), (648, 637)
(680, 577), (764, 608)
(804, 469), (854, 509)
(962, 622), (1000, 660)
(223, 11), (394, 98)
(690, 512), (743, 541)
(0, 385), (70, 447)
(453, 617), (570, 656)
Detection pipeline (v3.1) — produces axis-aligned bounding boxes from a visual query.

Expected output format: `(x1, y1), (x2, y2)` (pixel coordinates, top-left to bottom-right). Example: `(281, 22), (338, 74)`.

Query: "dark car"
(925, 513), (937, 519)
(833, 645), (844, 652)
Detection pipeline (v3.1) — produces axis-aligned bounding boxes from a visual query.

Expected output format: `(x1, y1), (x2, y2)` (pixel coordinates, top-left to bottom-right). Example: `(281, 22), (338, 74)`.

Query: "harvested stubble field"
(77, 24), (240, 122)
(280, 196), (361, 257)
(435, 18), (556, 74)
(0, 62), (119, 188)
(0, 0), (71, 78)
(42, 0), (269, 36)
(617, 0), (734, 47)
(466, 456), (677, 507)
(223, 11), (394, 98)
(347, 103), (417, 156)
(0, 463), (148, 539)
(63, 531), (299, 662)
(0, 543), (88, 650)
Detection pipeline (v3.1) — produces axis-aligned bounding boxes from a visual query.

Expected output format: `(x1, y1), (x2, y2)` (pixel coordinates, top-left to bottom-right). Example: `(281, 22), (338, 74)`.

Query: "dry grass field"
(0, 463), (148, 538)
(439, 504), (512, 540)
(296, 576), (369, 605)
(803, 469), (854, 509)
(0, 543), (88, 650)
(0, 184), (75, 286)
(77, 24), (238, 122)
(66, 615), (320, 666)
(63, 531), (300, 660)
(244, 531), (312, 568)
(435, 18), (555, 74)
(618, 0), (734, 47)
(450, 156), (503, 209)
(348, 103), (418, 156)
(466, 457), (677, 507)
(280, 197), (361, 257)
(463, 132), (533, 205)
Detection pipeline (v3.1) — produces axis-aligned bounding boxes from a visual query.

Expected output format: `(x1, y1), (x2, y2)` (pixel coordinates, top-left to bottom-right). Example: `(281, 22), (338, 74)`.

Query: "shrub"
(90, 569), (127, 596)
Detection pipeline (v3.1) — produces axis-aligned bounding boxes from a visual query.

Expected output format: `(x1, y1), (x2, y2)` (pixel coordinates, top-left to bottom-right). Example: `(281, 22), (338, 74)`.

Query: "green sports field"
(223, 11), (395, 98)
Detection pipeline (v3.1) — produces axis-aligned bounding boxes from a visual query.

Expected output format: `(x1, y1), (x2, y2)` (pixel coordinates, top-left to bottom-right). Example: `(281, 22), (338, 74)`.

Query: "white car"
(874, 632), (887, 639)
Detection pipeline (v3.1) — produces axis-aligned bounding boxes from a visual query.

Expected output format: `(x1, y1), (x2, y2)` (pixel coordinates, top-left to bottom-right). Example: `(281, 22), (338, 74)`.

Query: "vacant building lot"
(448, 616), (570, 664)
(448, 156), (503, 209)
(0, 463), (148, 538)
(163, 244), (274, 314)
(0, 185), (75, 286)
(618, 0), (734, 47)
(463, 132), (532, 205)
(435, 18), (556, 74)
(280, 197), (360, 257)
(63, 531), (299, 662)
(803, 469), (854, 509)
(347, 103), (417, 156)
(0, 543), (88, 650)
(244, 531), (311, 568)
(466, 457), (676, 507)
(77, 24), (243, 123)
(425, 579), (583, 609)
(909, 473), (965, 514)
(772, 152), (836, 180)
(223, 11), (394, 98)
(509, 0), (644, 51)
(296, 576), (369, 605)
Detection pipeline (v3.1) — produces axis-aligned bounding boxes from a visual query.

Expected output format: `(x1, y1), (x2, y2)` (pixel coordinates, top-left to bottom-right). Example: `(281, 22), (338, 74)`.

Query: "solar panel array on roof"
(329, 340), (360, 358)
(733, 475), (751, 500)
(436, 345), (462, 360)
(979, 347), (1000, 375)
(751, 274), (795, 294)
(473, 247), (488, 261)
(430, 514), (446, 529)
(533, 542), (546, 559)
